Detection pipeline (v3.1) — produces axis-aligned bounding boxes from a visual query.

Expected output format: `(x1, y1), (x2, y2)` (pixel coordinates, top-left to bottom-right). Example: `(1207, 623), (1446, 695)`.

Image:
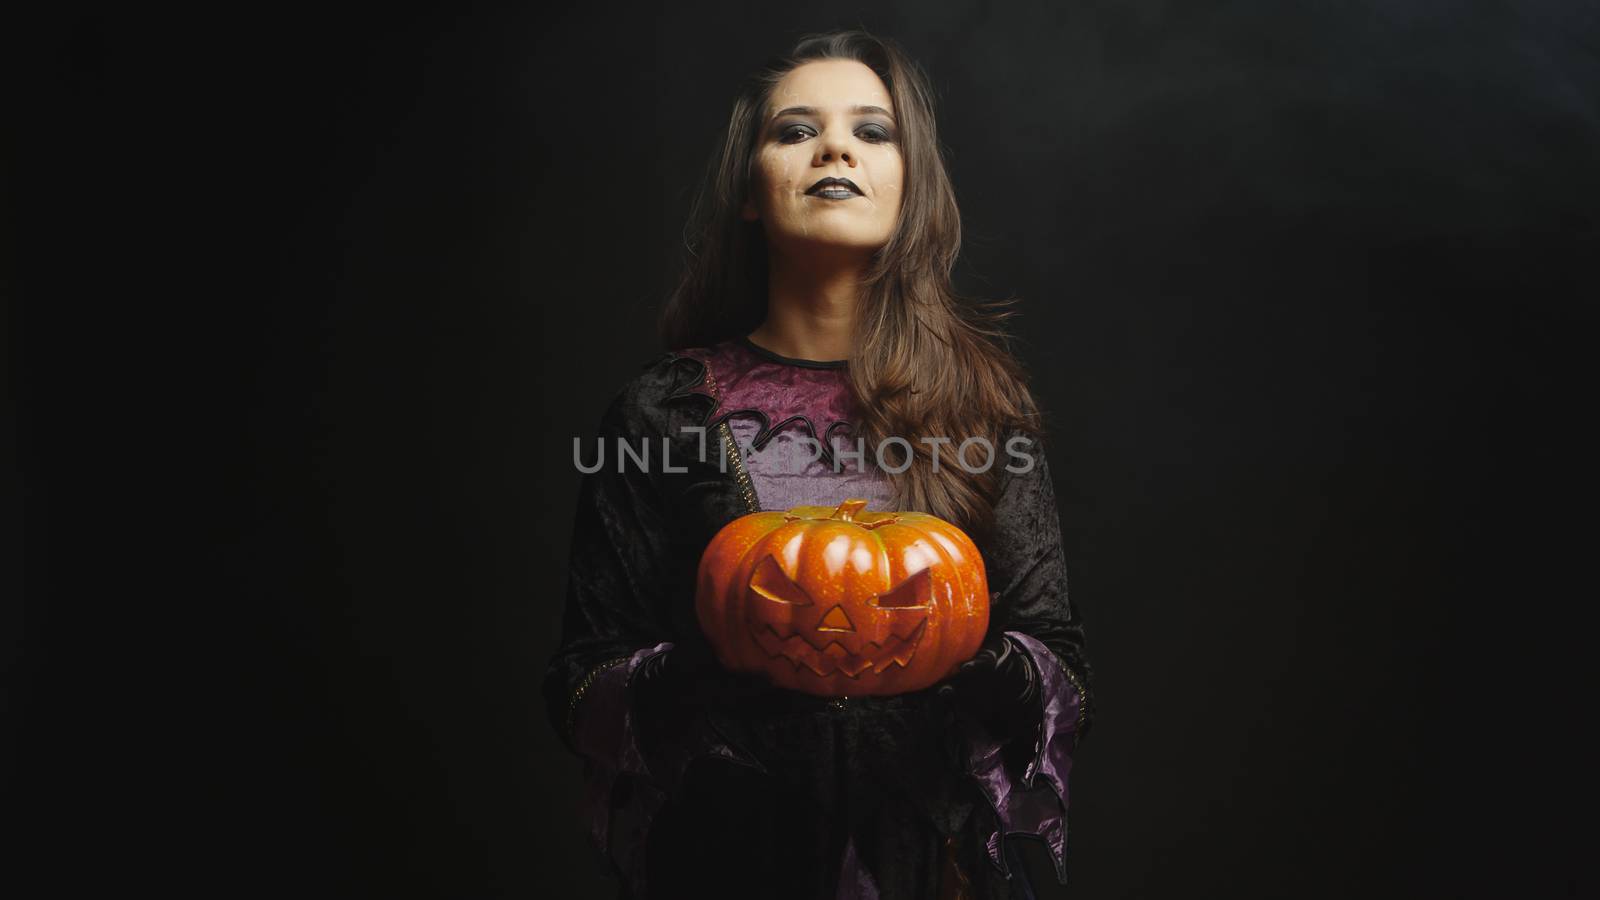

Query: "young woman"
(544, 30), (1094, 900)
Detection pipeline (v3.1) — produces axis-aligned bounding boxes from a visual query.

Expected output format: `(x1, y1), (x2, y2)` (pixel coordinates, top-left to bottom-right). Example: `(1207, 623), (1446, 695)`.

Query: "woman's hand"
(629, 643), (772, 762)
(937, 632), (1041, 743)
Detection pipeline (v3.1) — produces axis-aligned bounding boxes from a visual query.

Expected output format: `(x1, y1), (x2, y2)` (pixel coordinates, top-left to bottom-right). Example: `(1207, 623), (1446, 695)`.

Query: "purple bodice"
(673, 337), (897, 511)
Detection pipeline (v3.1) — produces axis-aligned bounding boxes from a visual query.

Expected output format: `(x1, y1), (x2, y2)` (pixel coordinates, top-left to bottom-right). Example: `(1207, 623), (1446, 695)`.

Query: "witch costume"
(543, 336), (1095, 899)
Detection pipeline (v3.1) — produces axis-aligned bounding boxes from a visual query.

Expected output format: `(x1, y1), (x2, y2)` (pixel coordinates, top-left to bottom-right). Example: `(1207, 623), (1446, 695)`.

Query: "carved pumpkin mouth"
(749, 619), (928, 679)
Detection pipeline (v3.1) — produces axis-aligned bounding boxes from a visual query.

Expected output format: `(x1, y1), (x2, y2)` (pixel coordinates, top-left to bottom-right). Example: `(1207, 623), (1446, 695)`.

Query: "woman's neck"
(753, 251), (864, 361)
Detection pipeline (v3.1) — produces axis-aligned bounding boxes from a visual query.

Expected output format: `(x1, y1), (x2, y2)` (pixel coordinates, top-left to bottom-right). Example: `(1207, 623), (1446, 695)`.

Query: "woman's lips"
(805, 176), (864, 198)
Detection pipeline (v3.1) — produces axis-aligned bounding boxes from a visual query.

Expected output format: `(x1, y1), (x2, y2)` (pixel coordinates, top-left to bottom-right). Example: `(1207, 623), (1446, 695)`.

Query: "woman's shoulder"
(615, 344), (727, 403)
(591, 345), (726, 435)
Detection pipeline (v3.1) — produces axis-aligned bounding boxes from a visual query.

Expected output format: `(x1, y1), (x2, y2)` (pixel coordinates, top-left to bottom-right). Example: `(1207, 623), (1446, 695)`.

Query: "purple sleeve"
(569, 642), (668, 868)
(569, 642), (763, 891)
(964, 630), (1087, 883)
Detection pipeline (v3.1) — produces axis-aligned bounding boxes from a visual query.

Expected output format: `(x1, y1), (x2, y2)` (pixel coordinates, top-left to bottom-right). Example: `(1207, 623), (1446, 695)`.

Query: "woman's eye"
(777, 124), (894, 144)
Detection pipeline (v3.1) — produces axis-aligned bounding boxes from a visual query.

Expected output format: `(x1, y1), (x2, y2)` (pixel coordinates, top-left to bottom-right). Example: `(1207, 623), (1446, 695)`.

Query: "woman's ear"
(740, 198), (759, 222)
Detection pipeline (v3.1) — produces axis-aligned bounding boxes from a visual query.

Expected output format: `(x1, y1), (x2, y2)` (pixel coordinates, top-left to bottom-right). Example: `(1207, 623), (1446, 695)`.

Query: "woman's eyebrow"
(770, 104), (895, 120)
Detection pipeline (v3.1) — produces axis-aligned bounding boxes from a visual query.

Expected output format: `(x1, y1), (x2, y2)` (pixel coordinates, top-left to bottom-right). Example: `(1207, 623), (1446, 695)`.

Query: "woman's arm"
(541, 361), (764, 886)
(981, 432), (1094, 737)
(955, 430), (1095, 883)
(540, 370), (693, 884)
(542, 380), (678, 753)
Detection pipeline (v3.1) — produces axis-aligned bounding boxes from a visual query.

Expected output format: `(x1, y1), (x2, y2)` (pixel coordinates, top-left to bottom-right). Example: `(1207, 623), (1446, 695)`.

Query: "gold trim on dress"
(565, 655), (632, 742)
(701, 363), (760, 514)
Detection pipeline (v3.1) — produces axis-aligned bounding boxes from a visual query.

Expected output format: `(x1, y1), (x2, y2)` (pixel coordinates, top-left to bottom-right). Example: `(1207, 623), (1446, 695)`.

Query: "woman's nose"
(817, 133), (856, 165)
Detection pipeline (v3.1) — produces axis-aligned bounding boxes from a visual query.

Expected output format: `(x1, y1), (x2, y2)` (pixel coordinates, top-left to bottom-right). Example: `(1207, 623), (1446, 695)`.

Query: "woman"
(544, 30), (1094, 900)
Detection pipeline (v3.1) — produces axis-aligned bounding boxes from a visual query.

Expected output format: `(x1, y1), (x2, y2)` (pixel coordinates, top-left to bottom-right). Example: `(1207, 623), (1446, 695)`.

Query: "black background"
(11, 2), (1594, 897)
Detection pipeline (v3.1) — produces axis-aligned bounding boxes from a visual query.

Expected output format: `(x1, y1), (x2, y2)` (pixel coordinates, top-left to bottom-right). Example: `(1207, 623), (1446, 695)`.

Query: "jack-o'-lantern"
(695, 498), (990, 696)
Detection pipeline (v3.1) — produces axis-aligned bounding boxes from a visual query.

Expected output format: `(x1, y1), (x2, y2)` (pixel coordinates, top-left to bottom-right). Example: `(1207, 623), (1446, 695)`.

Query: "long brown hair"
(659, 29), (1042, 537)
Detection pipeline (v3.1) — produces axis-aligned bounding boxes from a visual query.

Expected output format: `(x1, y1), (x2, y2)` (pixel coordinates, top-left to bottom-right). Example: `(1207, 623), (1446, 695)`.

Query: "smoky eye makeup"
(773, 118), (898, 144)
(857, 122), (895, 143)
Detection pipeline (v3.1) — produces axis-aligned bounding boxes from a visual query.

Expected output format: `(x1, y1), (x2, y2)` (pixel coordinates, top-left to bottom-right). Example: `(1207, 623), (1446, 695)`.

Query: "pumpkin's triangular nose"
(818, 605), (855, 632)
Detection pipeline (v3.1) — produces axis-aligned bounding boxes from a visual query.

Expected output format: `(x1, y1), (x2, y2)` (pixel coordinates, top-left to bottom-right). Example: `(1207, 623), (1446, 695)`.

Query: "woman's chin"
(771, 229), (893, 257)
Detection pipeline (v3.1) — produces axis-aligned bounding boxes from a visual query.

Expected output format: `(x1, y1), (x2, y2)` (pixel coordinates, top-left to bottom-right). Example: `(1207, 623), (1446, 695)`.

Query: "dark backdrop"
(12, 2), (1594, 898)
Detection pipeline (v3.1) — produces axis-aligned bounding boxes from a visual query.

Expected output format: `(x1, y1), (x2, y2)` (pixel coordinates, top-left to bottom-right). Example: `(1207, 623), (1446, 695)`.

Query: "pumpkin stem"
(830, 498), (870, 521)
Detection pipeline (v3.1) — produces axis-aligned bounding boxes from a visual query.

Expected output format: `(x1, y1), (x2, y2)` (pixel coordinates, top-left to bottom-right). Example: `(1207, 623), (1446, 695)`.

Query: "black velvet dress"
(543, 337), (1095, 900)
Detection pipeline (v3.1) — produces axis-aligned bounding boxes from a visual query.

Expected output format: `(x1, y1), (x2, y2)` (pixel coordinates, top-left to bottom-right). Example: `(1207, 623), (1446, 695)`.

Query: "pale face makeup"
(741, 60), (904, 259)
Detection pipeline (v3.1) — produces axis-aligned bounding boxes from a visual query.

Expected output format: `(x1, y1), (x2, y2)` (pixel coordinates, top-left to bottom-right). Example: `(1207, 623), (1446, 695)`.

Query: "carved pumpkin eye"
(749, 554), (813, 606)
(872, 567), (932, 609)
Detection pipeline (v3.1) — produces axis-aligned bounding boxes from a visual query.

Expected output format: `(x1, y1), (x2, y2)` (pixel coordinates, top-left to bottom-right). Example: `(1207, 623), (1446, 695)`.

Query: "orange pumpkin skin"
(695, 498), (990, 697)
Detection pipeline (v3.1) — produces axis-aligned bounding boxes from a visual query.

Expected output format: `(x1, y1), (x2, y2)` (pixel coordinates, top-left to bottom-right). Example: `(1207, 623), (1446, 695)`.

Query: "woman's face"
(742, 60), (904, 259)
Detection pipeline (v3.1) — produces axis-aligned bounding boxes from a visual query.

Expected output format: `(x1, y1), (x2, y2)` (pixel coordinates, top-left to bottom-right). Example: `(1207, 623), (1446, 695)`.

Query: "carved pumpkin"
(695, 498), (990, 696)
